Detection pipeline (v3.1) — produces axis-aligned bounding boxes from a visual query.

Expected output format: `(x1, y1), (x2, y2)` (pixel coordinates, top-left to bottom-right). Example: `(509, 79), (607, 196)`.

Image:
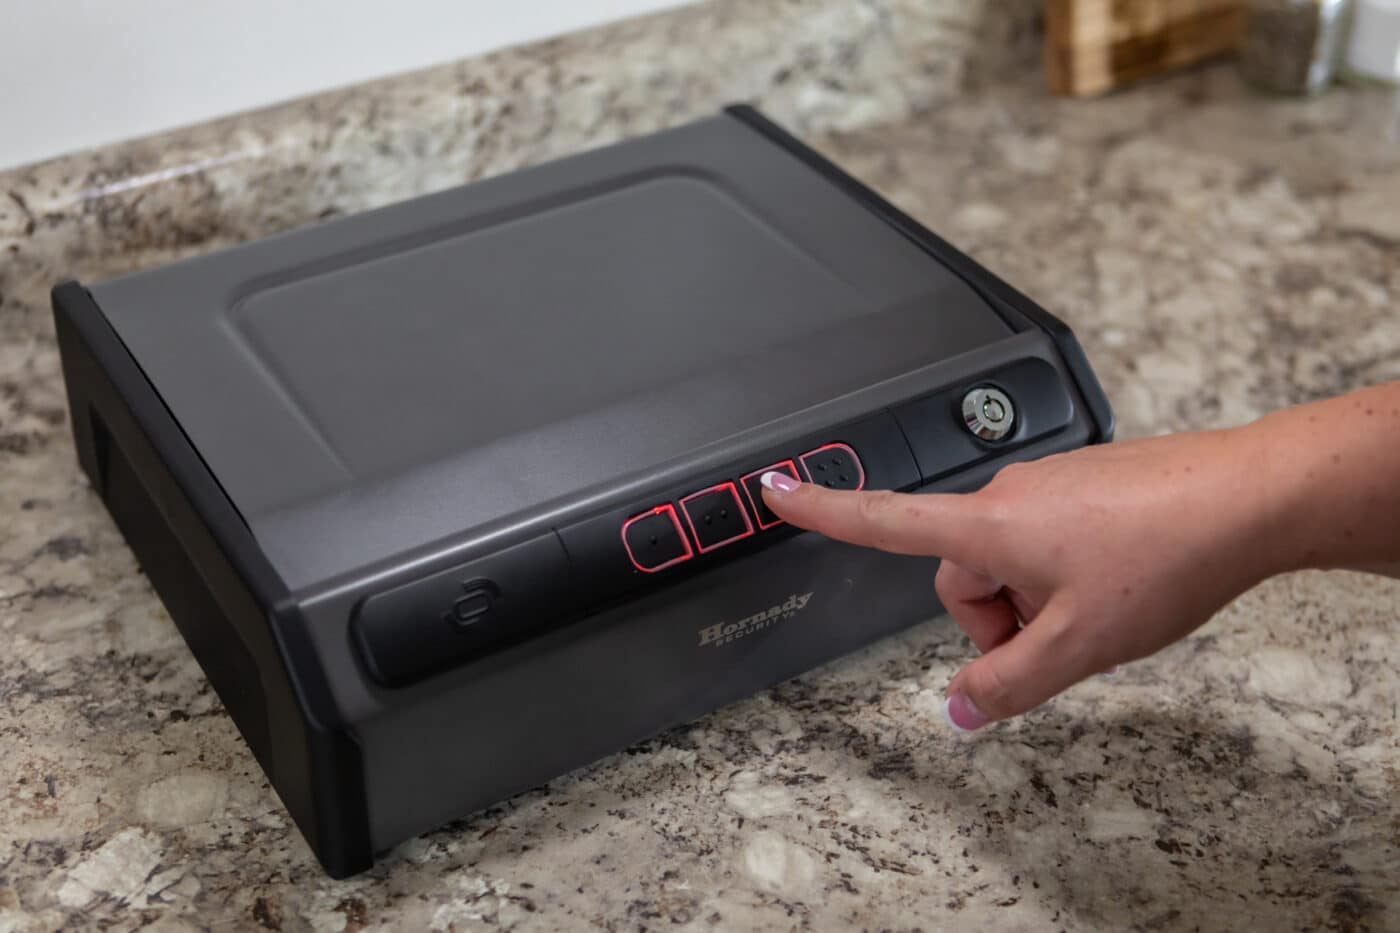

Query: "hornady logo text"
(698, 593), (814, 647)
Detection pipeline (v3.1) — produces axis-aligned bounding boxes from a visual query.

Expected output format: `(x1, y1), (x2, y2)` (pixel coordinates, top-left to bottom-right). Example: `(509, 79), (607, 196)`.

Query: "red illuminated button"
(740, 459), (800, 530)
(680, 482), (754, 552)
(798, 443), (865, 491)
(621, 505), (693, 573)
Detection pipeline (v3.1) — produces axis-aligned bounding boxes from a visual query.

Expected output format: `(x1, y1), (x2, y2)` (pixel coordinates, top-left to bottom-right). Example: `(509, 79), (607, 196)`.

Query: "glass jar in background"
(1238, 0), (1353, 94)
(1343, 0), (1400, 85)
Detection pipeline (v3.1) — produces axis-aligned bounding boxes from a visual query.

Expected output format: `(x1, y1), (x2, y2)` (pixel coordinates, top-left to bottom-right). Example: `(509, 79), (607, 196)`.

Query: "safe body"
(52, 107), (1113, 876)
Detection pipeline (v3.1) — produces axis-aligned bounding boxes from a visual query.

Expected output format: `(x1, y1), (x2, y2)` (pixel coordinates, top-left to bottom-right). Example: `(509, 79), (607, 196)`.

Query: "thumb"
(942, 600), (1100, 731)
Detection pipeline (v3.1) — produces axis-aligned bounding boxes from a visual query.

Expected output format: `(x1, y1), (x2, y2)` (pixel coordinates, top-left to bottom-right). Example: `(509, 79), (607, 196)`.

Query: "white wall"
(0, 0), (689, 170)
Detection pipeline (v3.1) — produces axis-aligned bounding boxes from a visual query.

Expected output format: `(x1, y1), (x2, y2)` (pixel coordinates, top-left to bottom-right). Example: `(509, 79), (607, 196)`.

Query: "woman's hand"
(761, 430), (1279, 730)
(759, 384), (1400, 731)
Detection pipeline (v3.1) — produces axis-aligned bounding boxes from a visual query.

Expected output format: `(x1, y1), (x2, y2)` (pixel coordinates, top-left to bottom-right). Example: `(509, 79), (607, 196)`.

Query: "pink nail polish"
(760, 471), (800, 493)
(942, 692), (990, 732)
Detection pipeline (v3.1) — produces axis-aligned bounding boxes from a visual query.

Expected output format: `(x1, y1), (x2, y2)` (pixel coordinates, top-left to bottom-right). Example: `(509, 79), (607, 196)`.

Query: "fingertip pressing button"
(740, 459), (800, 529)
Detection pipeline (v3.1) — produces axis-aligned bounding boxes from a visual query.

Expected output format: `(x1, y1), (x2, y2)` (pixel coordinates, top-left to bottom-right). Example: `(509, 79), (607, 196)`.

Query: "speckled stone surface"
(2, 1), (1399, 928)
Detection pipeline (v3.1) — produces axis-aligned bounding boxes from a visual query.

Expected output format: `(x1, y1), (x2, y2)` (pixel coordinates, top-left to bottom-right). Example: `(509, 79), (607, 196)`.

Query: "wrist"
(1229, 407), (1346, 577)
(1213, 418), (1316, 583)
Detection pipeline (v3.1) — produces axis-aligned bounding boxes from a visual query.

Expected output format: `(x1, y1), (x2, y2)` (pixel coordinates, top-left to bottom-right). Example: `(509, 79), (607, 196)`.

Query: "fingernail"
(760, 471), (800, 493)
(1100, 664), (1121, 679)
(942, 692), (990, 732)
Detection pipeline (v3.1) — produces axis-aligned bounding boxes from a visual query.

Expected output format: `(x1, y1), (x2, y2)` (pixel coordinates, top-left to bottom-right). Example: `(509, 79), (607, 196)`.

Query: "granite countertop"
(2, 0), (1399, 928)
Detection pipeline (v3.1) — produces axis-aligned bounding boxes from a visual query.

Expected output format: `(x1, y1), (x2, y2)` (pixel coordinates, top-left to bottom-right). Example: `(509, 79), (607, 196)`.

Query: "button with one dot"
(621, 505), (693, 573)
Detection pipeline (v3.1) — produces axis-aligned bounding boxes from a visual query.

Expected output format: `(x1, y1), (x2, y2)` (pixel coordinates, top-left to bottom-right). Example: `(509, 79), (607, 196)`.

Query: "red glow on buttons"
(739, 459), (800, 529)
(621, 504), (693, 573)
(798, 443), (865, 490)
(679, 481), (755, 553)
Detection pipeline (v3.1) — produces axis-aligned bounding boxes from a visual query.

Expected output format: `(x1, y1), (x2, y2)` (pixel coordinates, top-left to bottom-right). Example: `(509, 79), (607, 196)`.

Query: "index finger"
(761, 480), (987, 566)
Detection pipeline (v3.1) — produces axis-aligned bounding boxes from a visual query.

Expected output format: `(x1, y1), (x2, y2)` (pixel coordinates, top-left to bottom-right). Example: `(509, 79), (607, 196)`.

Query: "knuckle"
(1038, 610), (1077, 649)
(976, 495), (1018, 542)
(972, 660), (1017, 717)
(991, 459), (1032, 487)
(934, 560), (955, 593)
(855, 490), (897, 528)
(982, 460), (1038, 506)
(1038, 610), (1103, 676)
(934, 567), (960, 607)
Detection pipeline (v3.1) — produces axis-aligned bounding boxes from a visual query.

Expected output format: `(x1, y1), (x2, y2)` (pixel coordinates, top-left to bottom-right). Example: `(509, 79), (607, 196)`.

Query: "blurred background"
(3, 0), (1397, 172)
(1, 0), (688, 169)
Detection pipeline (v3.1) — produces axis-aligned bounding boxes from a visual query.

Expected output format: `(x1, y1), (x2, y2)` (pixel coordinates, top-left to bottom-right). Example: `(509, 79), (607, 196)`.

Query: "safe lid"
(90, 111), (1011, 589)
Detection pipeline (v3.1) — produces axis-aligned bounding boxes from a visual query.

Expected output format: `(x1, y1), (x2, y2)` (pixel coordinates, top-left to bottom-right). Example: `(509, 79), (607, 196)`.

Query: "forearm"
(1243, 381), (1400, 578)
(765, 384), (1399, 726)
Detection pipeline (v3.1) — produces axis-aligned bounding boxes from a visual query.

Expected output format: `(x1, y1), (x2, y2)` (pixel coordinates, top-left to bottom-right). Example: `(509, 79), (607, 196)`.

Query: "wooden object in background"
(1046, 0), (1247, 96)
